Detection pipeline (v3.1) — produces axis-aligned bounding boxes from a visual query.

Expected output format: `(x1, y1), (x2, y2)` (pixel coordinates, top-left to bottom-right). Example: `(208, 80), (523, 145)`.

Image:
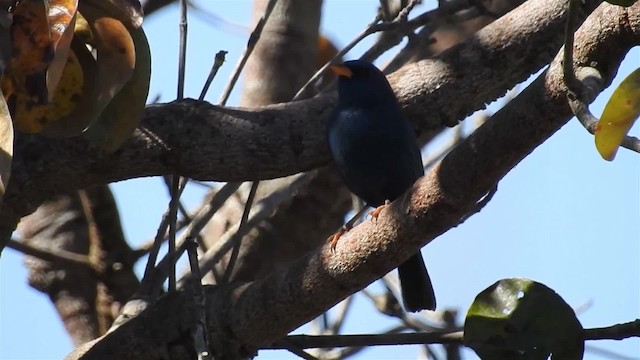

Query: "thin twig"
(442, 310), (461, 360)
(188, 1), (248, 36)
(364, 281), (445, 333)
(5, 238), (92, 267)
(292, 15), (382, 101)
(583, 319), (640, 341)
(162, 176), (192, 226)
(177, 0), (188, 100)
(278, 338), (320, 360)
(186, 238), (213, 360)
(189, 180), (214, 189)
(141, 180), (188, 285)
(407, 0), (484, 30)
(134, 214), (190, 262)
(77, 190), (104, 272)
(166, 0), (189, 292)
(294, 0), (443, 99)
(143, 179), (241, 293)
(137, 180), (241, 295)
(269, 319), (640, 351)
(563, 0), (580, 93)
(569, 97), (640, 154)
(261, 321), (640, 352)
(168, 175), (180, 291)
(212, 2), (279, 274)
(218, 0), (278, 106)
(199, 50), (228, 101)
(336, 325), (409, 359)
(329, 297), (354, 335)
(187, 173), (313, 280)
(383, 0), (484, 73)
(267, 331), (464, 349)
(137, 231), (191, 296)
(585, 345), (640, 360)
(221, 181), (259, 283)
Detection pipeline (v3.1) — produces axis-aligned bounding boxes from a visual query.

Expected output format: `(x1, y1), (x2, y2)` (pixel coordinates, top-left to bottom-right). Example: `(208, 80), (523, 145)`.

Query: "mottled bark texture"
(203, 0), (352, 285)
(0, 0), (595, 229)
(62, 1), (640, 359)
(240, 0), (322, 106)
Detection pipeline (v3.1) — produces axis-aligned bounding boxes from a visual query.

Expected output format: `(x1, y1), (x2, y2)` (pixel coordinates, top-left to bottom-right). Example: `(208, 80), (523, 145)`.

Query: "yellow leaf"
(84, 26), (150, 152)
(0, 89), (13, 200)
(40, 37), (100, 136)
(11, 39), (92, 134)
(46, 0), (79, 100)
(595, 67), (640, 161)
(9, 0), (52, 105)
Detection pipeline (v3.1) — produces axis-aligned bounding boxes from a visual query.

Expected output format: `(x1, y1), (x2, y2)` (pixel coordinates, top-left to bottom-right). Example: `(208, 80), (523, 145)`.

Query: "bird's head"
(330, 60), (396, 105)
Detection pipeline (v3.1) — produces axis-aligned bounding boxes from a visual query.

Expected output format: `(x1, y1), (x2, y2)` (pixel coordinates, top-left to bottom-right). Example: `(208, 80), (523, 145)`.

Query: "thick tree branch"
(208, 2), (639, 353)
(65, 2), (640, 359)
(203, 0), (330, 284)
(19, 186), (140, 345)
(0, 0), (603, 230)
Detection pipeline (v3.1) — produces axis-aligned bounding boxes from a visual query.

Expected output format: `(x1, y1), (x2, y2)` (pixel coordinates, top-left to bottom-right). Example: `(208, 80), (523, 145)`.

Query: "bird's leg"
(328, 225), (349, 251)
(370, 199), (391, 220)
(327, 204), (369, 251)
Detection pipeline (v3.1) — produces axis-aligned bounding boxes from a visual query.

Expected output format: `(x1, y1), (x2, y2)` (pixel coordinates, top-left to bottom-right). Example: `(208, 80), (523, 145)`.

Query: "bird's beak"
(329, 64), (352, 78)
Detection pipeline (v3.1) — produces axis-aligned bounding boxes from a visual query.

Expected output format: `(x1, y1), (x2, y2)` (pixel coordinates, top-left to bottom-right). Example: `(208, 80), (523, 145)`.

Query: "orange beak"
(329, 64), (353, 78)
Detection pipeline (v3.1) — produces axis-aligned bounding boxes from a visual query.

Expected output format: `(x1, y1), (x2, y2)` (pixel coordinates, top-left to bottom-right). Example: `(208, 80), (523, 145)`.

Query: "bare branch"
(5, 238), (92, 267)
(1, 0), (605, 229)
(64, 2), (640, 352)
(293, 0), (422, 100)
(584, 319), (640, 341)
(265, 319), (640, 350)
(268, 331), (463, 349)
(218, 0), (279, 106)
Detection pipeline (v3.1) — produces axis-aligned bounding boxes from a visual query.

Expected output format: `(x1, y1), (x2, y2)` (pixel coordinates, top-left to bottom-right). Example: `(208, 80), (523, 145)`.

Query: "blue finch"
(327, 60), (436, 312)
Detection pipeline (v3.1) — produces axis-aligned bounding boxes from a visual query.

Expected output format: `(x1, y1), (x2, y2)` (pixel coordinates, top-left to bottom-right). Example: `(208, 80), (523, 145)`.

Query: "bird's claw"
(370, 199), (391, 220)
(328, 225), (350, 251)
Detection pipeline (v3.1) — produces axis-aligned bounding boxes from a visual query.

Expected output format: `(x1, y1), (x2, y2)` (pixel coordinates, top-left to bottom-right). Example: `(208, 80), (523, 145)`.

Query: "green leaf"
(83, 26), (150, 152)
(464, 278), (584, 360)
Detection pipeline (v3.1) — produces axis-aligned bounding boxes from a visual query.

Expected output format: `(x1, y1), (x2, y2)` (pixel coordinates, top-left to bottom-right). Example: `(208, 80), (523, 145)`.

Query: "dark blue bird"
(327, 60), (436, 312)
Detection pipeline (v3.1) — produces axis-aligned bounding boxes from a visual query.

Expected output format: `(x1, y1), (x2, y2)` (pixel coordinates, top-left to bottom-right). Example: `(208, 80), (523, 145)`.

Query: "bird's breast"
(327, 106), (423, 205)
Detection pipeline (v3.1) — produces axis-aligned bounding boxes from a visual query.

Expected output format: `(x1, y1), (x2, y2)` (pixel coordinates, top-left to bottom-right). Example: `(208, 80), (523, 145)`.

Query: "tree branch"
(5, 238), (92, 267)
(0, 0), (603, 232)
(268, 331), (464, 349)
(64, 2), (640, 359)
(264, 319), (640, 350)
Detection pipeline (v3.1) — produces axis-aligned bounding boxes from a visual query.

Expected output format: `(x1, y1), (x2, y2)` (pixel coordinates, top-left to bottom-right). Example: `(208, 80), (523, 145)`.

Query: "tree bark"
(19, 186), (140, 345)
(0, 0), (604, 239)
(63, 1), (640, 359)
(202, 0), (352, 285)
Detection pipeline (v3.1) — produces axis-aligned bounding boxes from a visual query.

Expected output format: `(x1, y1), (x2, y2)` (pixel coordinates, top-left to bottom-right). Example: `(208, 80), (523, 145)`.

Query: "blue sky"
(1, 1), (638, 359)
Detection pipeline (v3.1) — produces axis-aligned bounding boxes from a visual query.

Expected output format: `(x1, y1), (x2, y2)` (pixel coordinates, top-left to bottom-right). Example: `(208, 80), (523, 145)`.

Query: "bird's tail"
(397, 252), (437, 312)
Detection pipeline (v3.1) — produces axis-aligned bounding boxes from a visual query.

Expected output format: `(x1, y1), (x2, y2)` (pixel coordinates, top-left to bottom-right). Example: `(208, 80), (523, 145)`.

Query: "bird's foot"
(370, 200), (391, 220)
(327, 224), (351, 251)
